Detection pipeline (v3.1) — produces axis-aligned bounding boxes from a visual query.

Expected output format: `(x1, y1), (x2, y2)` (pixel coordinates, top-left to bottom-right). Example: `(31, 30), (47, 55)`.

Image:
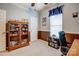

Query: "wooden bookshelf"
(7, 21), (30, 51)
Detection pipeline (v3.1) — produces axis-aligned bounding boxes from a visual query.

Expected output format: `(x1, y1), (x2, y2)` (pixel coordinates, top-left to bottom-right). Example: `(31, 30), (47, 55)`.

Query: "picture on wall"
(42, 17), (47, 26)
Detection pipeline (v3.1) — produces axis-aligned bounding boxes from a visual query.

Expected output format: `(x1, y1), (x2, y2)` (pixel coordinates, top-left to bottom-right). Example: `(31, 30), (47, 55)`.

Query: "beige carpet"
(0, 40), (61, 56)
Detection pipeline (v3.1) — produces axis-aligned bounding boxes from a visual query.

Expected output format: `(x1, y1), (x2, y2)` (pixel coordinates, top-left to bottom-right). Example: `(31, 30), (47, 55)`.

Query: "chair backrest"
(58, 31), (67, 46)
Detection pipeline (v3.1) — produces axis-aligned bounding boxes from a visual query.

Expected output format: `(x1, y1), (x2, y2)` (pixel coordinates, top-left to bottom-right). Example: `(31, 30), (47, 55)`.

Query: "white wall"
(0, 3), (39, 41)
(39, 3), (79, 34)
(63, 3), (79, 34)
(0, 4), (29, 21)
(39, 8), (50, 31)
(39, 4), (58, 31)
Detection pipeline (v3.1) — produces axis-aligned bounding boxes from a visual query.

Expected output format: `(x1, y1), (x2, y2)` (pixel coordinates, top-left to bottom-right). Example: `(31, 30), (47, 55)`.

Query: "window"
(50, 14), (62, 38)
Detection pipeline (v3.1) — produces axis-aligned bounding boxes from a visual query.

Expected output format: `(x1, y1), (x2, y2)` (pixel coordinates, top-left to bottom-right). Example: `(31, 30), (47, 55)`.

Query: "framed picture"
(73, 12), (78, 18)
(42, 17), (46, 26)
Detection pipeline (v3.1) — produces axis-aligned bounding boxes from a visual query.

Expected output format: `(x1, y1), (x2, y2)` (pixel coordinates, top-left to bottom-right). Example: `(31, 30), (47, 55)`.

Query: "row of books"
(10, 39), (27, 47)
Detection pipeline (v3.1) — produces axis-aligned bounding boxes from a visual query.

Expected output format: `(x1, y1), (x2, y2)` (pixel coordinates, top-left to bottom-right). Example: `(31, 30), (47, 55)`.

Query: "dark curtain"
(49, 6), (63, 16)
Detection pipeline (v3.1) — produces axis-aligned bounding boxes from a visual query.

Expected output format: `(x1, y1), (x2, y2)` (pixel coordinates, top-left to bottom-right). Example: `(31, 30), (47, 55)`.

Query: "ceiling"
(12, 3), (55, 12)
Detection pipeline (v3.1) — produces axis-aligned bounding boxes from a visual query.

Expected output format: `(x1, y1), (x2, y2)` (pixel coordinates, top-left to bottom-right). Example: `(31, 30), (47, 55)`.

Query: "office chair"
(58, 31), (71, 56)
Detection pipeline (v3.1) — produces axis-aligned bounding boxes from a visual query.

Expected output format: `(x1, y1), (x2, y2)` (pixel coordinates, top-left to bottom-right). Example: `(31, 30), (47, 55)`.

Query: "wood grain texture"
(67, 39), (79, 56)
(65, 33), (79, 43)
(38, 31), (50, 41)
(7, 21), (30, 51)
(38, 32), (79, 42)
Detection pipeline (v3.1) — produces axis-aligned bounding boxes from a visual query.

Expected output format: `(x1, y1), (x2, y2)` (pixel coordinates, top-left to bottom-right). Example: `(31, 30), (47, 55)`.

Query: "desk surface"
(67, 39), (79, 56)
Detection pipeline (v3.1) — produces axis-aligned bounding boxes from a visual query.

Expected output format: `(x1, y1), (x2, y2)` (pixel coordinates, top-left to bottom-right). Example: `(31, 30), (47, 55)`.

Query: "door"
(30, 16), (38, 42)
(0, 9), (6, 51)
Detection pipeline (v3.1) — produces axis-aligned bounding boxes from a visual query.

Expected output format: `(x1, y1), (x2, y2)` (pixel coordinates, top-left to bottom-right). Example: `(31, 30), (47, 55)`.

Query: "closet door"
(0, 9), (6, 51)
(30, 17), (38, 42)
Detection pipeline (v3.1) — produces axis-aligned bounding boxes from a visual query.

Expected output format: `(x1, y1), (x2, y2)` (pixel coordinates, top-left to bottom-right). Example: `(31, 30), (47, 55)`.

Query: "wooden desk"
(67, 39), (79, 56)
